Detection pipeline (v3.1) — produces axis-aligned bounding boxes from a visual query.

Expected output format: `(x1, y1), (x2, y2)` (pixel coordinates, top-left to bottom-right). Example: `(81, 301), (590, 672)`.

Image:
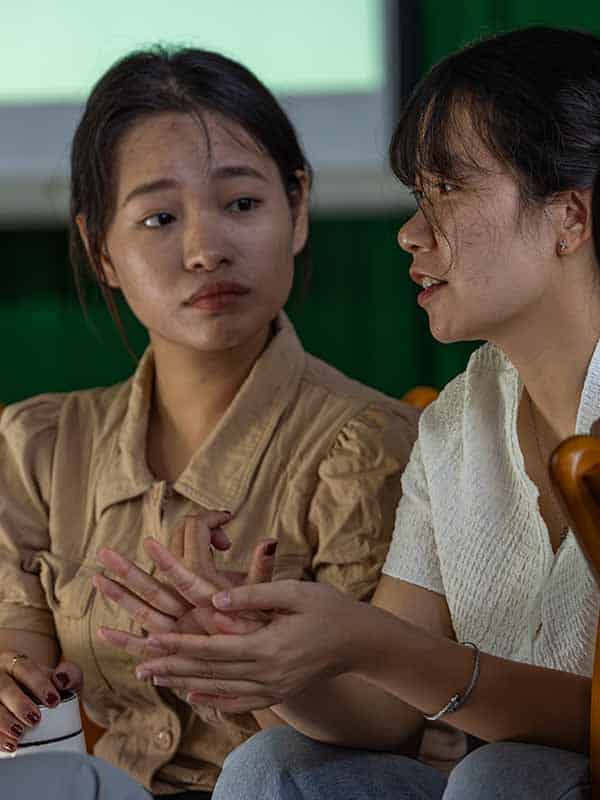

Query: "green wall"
(3, 0), (600, 404)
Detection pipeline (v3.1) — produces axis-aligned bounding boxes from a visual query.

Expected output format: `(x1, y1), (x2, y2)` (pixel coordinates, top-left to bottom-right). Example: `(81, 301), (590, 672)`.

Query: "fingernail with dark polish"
(3, 742), (16, 752)
(46, 692), (59, 707)
(54, 672), (69, 688)
(264, 542), (277, 556)
(26, 712), (40, 725)
(10, 724), (23, 738)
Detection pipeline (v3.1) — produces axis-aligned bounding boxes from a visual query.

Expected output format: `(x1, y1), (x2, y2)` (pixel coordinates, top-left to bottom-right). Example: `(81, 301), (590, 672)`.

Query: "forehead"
(411, 95), (503, 185)
(113, 111), (275, 191)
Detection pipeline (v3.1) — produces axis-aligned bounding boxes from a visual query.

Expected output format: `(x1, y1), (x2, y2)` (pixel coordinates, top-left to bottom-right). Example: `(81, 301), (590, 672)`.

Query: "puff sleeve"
(0, 396), (62, 638)
(307, 404), (418, 599)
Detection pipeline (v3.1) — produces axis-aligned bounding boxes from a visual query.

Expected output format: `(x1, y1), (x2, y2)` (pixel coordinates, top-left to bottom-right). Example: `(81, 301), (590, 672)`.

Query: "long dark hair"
(70, 47), (312, 342)
(390, 26), (600, 260)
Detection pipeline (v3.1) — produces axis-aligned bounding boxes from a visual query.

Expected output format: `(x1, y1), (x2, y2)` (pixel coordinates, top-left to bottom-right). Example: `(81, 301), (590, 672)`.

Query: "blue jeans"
(0, 751), (151, 800)
(212, 727), (590, 800)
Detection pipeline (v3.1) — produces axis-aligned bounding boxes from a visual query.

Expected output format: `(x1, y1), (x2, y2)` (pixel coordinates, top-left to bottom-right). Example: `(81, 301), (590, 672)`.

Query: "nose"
(397, 208), (435, 254)
(182, 218), (232, 273)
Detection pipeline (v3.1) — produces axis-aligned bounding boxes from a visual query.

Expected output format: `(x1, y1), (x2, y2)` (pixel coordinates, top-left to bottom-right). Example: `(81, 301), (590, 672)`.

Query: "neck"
(147, 324), (272, 479)
(492, 282), (600, 438)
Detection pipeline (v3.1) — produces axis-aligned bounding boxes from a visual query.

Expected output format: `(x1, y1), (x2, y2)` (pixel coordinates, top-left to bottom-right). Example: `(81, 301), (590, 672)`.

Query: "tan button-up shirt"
(0, 315), (418, 793)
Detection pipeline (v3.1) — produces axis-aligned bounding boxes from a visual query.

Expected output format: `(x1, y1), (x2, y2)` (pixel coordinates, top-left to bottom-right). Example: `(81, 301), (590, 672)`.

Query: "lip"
(409, 268), (447, 288)
(417, 282), (447, 308)
(184, 281), (250, 310)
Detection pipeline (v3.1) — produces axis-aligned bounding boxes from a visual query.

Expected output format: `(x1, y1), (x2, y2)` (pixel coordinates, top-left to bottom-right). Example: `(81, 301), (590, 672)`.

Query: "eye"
(142, 212), (175, 228)
(229, 197), (260, 213)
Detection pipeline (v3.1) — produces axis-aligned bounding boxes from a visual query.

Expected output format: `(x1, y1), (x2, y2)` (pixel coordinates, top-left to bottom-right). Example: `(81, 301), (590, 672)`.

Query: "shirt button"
(155, 729), (173, 750)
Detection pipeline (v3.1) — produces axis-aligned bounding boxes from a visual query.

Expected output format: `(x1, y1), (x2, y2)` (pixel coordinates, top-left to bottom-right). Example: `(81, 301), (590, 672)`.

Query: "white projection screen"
(0, 0), (417, 224)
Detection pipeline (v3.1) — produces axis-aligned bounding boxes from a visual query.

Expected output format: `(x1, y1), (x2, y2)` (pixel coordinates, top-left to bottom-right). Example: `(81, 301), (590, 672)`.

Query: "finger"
(97, 627), (170, 660)
(172, 513), (231, 552)
(153, 675), (265, 697)
(188, 692), (273, 714)
(97, 548), (189, 618)
(182, 517), (229, 588)
(142, 631), (259, 662)
(202, 510), (233, 530)
(136, 654), (255, 680)
(0, 703), (30, 747)
(209, 526), (231, 551)
(93, 574), (178, 634)
(52, 661), (83, 692)
(246, 540), (277, 585)
(212, 579), (305, 613)
(143, 538), (222, 606)
(0, 654), (53, 726)
(170, 519), (185, 561)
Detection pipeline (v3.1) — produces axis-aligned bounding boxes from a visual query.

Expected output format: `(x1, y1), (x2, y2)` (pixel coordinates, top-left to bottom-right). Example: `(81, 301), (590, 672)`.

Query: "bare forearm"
(272, 673), (423, 752)
(355, 606), (590, 753)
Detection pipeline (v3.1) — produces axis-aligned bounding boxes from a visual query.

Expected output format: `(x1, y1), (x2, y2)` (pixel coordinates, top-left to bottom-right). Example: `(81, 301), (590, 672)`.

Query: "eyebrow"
(122, 179), (178, 207)
(210, 164), (268, 182)
(122, 165), (268, 207)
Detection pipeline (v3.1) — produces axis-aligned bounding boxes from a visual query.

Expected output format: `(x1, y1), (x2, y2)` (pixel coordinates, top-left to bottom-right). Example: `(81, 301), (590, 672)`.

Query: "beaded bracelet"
(423, 642), (481, 722)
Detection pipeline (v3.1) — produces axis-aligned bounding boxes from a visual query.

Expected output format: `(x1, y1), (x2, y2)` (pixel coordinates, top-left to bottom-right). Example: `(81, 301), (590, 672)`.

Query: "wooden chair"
(550, 434), (600, 796)
(401, 385), (439, 409)
(80, 706), (104, 752)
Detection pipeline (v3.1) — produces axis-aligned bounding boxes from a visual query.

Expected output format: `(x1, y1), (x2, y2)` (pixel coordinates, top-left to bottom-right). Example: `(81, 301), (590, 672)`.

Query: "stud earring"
(557, 239), (568, 255)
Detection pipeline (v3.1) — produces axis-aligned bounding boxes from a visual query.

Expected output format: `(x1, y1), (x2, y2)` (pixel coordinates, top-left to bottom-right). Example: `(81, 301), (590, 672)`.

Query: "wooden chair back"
(550, 434), (600, 796)
(81, 707), (105, 752)
(401, 385), (439, 410)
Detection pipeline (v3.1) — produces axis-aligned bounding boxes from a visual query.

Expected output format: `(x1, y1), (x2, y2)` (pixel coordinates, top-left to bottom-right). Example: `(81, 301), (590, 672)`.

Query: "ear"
(76, 214), (121, 288)
(289, 170), (310, 256)
(554, 188), (593, 255)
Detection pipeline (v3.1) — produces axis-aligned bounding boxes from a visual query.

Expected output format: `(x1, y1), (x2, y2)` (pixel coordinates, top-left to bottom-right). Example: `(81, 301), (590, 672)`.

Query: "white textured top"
(384, 341), (600, 678)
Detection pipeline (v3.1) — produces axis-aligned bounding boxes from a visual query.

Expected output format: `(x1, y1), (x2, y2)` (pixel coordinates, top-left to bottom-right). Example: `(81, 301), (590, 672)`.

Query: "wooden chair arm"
(550, 434), (600, 585)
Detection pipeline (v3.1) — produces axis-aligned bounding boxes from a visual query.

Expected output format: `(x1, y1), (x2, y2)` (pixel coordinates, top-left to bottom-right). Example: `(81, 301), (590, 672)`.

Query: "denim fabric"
(212, 727), (590, 800)
(1, 751), (151, 800)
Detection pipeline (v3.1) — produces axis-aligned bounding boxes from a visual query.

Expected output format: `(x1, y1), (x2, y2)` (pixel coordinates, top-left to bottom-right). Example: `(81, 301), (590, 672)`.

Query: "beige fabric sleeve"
(307, 403), (418, 600)
(0, 396), (62, 637)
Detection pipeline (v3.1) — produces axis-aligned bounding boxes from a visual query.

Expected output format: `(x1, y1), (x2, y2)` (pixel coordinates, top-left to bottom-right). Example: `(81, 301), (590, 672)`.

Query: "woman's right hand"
(0, 652), (81, 753)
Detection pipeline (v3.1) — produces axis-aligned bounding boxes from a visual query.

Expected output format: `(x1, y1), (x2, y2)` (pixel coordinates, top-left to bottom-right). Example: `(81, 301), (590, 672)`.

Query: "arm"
(0, 402), (83, 751)
(186, 576), (589, 754)
(266, 576), (450, 751)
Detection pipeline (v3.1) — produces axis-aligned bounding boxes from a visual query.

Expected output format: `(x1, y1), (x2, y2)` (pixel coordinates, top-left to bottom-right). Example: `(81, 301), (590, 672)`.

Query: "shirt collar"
(96, 313), (306, 515)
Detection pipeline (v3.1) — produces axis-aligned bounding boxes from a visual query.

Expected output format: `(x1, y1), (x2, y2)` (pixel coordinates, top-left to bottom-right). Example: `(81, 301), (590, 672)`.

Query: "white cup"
(0, 690), (86, 758)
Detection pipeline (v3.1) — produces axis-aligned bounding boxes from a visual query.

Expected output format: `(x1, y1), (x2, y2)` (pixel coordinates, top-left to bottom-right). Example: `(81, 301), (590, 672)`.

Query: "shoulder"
(418, 343), (515, 441)
(301, 351), (419, 427)
(296, 353), (419, 468)
(1, 379), (132, 449)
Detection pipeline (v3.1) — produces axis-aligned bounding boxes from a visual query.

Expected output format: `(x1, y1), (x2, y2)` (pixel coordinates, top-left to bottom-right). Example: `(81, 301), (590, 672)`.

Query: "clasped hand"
(94, 513), (360, 714)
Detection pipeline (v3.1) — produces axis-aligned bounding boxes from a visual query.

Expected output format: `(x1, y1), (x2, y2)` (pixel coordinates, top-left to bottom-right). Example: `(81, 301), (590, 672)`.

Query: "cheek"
(247, 217), (296, 293)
